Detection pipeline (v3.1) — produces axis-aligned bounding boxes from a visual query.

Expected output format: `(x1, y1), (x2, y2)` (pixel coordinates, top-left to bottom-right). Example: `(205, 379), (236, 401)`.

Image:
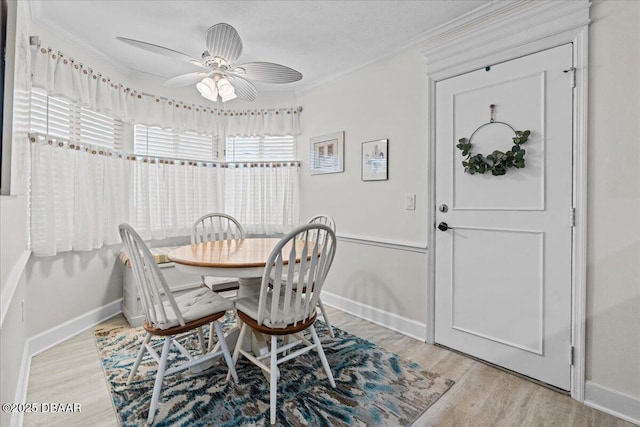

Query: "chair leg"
(127, 332), (152, 385)
(214, 320), (238, 383)
(270, 334), (278, 425)
(309, 324), (336, 388)
(227, 323), (248, 382)
(207, 321), (216, 352)
(147, 337), (172, 425)
(318, 298), (334, 338)
(196, 327), (206, 354)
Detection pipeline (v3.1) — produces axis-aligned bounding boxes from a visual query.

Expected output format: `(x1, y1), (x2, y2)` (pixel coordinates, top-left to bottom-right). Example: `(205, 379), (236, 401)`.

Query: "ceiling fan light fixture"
(196, 77), (217, 97)
(220, 91), (237, 102)
(217, 78), (234, 96)
(201, 91), (219, 102)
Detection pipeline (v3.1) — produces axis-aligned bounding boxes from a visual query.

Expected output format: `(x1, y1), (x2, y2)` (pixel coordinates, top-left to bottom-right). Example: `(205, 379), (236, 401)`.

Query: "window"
(134, 124), (219, 162)
(225, 136), (296, 161)
(133, 127), (295, 163)
(29, 88), (122, 150)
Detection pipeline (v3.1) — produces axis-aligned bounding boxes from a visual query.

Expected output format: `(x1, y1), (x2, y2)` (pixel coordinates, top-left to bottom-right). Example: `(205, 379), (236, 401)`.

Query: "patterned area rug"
(94, 315), (454, 426)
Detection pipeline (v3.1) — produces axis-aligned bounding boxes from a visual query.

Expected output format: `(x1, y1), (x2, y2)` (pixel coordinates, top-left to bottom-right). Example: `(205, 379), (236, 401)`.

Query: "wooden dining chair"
(231, 223), (337, 425)
(191, 213), (245, 293)
(271, 214), (337, 337)
(119, 223), (238, 425)
(304, 215), (336, 337)
(192, 213), (245, 351)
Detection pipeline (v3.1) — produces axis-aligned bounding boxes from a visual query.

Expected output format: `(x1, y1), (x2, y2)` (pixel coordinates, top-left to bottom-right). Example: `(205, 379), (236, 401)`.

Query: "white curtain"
(130, 160), (226, 240)
(30, 137), (130, 256)
(225, 162), (300, 235)
(31, 47), (301, 136)
(29, 43), (302, 256)
(30, 138), (300, 255)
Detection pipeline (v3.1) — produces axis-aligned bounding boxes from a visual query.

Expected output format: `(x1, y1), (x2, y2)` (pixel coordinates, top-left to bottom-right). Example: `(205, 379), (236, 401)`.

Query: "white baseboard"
(11, 298), (122, 427)
(585, 381), (640, 425)
(321, 291), (427, 341)
(28, 298), (123, 357)
(11, 341), (31, 427)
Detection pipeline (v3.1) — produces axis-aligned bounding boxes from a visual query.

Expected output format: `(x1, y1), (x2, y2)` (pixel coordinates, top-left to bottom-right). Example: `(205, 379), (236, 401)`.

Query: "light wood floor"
(23, 306), (634, 427)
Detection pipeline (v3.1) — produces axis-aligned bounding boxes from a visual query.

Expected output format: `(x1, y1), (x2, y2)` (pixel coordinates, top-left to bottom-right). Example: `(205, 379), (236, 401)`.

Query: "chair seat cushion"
(204, 277), (240, 292)
(119, 246), (178, 267)
(155, 287), (234, 329)
(270, 271), (315, 292)
(235, 291), (311, 329)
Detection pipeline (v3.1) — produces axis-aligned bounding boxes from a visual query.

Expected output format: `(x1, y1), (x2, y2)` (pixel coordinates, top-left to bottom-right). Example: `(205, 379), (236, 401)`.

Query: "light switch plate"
(405, 194), (416, 210)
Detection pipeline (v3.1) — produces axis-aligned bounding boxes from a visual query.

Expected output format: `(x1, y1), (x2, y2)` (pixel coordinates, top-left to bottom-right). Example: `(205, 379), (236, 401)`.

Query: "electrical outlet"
(405, 194), (416, 210)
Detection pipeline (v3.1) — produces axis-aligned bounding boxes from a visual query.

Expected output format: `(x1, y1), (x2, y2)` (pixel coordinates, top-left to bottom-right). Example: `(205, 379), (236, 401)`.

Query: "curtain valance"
(31, 46), (301, 137)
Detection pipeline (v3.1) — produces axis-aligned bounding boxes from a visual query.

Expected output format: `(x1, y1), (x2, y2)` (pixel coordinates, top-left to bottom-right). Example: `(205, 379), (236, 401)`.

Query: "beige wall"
(298, 47), (429, 324)
(586, 0), (640, 398)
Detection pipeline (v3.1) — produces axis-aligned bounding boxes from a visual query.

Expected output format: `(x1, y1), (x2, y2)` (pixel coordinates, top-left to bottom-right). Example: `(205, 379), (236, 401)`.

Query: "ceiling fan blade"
(205, 23), (243, 64)
(117, 36), (206, 67)
(233, 62), (302, 84)
(230, 76), (257, 102)
(164, 72), (210, 87)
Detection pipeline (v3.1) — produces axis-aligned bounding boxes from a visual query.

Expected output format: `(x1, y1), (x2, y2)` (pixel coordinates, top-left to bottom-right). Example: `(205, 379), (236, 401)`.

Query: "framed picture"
(362, 139), (388, 181)
(310, 131), (344, 175)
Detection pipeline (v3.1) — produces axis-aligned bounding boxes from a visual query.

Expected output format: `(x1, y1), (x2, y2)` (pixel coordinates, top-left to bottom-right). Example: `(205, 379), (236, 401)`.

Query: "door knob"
(438, 222), (451, 232)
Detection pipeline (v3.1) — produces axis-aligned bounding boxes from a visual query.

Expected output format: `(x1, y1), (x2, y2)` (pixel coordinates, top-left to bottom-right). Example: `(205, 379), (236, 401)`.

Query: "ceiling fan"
(117, 23), (302, 102)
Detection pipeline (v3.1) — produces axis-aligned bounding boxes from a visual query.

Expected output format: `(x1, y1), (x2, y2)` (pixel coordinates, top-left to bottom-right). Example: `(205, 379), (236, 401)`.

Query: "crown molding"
(295, 1), (514, 96)
(294, 31), (426, 96)
(421, 0), (591, 79)
(29, 1), (131, 77)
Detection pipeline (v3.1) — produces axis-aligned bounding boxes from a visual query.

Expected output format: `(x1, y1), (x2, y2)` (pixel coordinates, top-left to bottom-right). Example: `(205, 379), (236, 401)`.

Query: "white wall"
(298, 47), (429, 326)
(0, 2), (31, 426)
(2, 0), (637, 421)
(0, 271), (27, 427)
(586, 0), (640, 399)
(298, 0), (640, 411)
(24, 246), (123, 336)
(0, 194), (29, 427)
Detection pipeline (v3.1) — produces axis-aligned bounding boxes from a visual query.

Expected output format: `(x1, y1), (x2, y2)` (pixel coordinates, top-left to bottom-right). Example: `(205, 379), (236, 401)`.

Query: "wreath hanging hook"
(456, 104), (531, 176)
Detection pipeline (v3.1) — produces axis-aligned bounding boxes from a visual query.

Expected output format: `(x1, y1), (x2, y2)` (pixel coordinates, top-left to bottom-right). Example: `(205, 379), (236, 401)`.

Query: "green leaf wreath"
(456, 130), (531, 176)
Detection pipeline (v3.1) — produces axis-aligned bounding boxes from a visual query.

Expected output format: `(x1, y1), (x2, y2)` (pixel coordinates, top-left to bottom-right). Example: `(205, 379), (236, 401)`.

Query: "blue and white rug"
(94, 315), (454, 426)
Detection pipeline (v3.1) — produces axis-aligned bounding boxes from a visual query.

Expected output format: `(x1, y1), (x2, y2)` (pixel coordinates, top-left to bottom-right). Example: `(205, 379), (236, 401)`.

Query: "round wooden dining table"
(168, 237), (307, 297)
(168, 237), (309, 369)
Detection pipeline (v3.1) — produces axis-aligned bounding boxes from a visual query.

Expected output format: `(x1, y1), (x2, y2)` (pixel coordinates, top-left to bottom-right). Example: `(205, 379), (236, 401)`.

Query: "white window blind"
(134, 124), (219, 161)
(225, 136), (296, 161)
(29, 88), (122, 150)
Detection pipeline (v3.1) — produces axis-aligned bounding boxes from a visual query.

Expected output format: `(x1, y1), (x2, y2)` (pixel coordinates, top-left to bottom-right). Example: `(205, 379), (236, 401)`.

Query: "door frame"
(422, 0), (590, 401)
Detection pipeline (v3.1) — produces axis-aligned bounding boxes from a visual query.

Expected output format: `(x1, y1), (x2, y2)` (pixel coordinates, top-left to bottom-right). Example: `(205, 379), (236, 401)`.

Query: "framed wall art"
(310, 131), (344, 175)
(361, 138), (388, 181)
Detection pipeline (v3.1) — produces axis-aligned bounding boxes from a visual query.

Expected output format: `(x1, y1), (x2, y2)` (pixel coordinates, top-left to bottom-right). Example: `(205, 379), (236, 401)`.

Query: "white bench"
(118, 246), (236, 327)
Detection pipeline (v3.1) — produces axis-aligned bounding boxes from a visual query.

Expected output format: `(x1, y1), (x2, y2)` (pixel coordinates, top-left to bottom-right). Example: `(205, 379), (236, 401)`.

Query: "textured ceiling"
(30, 0), (489, 97)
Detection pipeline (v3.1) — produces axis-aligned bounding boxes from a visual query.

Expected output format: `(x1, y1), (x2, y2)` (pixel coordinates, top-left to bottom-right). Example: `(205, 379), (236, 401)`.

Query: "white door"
(434, 44), (574, 390)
